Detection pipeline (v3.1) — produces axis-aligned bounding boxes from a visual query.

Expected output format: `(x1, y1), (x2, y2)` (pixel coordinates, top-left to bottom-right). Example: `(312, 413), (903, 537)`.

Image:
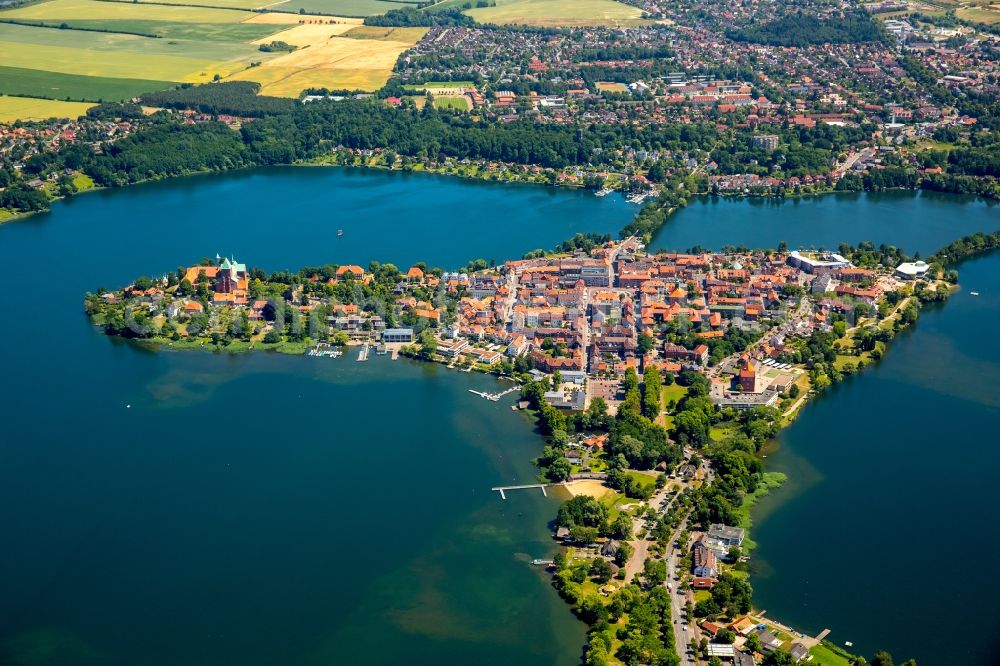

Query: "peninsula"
(87, 230), (997, 666)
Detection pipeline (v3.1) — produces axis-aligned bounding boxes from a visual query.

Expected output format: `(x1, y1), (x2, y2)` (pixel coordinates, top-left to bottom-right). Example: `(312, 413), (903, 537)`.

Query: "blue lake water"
(0, 168), (997, 665)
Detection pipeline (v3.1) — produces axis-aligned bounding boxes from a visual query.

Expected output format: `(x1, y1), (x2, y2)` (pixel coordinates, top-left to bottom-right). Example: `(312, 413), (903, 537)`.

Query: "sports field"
(433, 95), (472, 111)
(462, 0), (645, 26)
(0, 95), (93, 122)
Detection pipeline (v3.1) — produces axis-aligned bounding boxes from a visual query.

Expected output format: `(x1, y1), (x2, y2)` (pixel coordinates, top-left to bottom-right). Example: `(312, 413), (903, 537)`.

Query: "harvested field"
(230, 32), (422, 95)
(464, 0), (645, 26)
(252, 22), (359, 46)
(0, 95), (93, 122)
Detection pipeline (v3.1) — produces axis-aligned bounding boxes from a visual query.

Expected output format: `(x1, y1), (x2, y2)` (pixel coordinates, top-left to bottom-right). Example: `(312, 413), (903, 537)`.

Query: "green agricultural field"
(0, 0), (254, 24)
(20, 19), (285, 41)
(464, 0), (646, 26)
(0, 0), (287, 40)
(342, 25), (428, 41)
(0, 66), (174, 101)
(956, 6), (1000, 23)
(279, 0), (423, 17)
(135, 0), (422, 15)
(0, 22), (265, 83)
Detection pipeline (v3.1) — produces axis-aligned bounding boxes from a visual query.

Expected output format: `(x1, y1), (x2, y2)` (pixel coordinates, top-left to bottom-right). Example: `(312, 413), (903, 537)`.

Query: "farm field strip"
(230, 28), (424, 96)
(0, 22), (271, 84)
(0, 95), (93, 122)
(252, 21), (360, 46)
(463, 0), (646, 26)
(0, 0), (255, 23)
(0, 65), (175, 102)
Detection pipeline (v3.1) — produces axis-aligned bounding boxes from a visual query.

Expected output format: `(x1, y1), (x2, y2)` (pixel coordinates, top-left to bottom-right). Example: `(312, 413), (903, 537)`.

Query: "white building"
(895, 260), (930, 280)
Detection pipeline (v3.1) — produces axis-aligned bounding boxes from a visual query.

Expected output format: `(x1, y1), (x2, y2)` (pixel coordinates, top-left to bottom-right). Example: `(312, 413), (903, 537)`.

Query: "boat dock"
(357, 345), (370, 362)
(491, 483), (557, 500)
(468, 386), (520, 402)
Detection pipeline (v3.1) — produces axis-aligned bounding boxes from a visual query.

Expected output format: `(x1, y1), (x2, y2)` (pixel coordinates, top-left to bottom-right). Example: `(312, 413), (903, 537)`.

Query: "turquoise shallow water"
(0, 169), (996, 665)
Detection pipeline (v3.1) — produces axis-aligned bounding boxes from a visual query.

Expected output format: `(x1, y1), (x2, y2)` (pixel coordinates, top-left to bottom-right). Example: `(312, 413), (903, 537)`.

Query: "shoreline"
(75, 177), (999, 665)
(6, 159), (989, 230)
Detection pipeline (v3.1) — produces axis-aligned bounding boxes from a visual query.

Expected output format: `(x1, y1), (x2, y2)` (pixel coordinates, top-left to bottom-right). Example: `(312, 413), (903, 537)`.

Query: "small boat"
(845, 641), (854, 648)
(969, 291), (979, 296)
(337, 229), (344, 237)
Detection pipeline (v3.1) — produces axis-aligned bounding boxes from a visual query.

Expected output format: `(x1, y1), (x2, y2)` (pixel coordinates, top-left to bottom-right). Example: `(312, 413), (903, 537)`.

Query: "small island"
(86, 231), (994, 666)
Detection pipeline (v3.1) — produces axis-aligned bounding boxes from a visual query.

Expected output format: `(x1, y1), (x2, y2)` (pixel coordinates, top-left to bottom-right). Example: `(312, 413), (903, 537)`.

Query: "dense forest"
(363, 7), (474, 27)
(728, 12), (885, 46)
(141, 82), (297, 117)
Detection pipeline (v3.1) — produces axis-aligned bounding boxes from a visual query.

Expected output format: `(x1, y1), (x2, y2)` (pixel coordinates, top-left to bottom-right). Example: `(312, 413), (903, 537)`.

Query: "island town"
(82, 227), (988, 666)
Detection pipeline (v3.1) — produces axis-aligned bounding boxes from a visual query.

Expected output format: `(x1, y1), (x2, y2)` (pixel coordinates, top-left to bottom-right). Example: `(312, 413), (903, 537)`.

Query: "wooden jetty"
(491, 483), (558, 500)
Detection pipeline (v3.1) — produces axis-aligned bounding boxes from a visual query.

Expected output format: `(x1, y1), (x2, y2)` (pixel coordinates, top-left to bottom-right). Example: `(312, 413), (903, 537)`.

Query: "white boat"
(845, 642), (854, 648)
(595, 188), (612, 197)
(969, 291), (979, 296)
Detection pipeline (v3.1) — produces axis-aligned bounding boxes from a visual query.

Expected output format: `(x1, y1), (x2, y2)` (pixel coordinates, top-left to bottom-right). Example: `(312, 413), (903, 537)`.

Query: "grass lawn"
(0, 95), (92, 121)
(661, 382), (686, 408)
(624, 470), (658, 491)
(833, 354), (858, 371)
(809, 641), (856, 666)
(464, 0), (646, 26)
(72, 173), (96, 191)
(0, 66), (173, 101)
(599, 489), (628, 520)
(693, 589), (711, 603)
(709, 423), (737, 442)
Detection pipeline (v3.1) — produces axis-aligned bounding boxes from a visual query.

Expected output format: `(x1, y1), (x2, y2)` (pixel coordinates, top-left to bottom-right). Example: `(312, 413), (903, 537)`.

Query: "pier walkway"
(468, 386), (519, 402)
(491, 483), (558, 500)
